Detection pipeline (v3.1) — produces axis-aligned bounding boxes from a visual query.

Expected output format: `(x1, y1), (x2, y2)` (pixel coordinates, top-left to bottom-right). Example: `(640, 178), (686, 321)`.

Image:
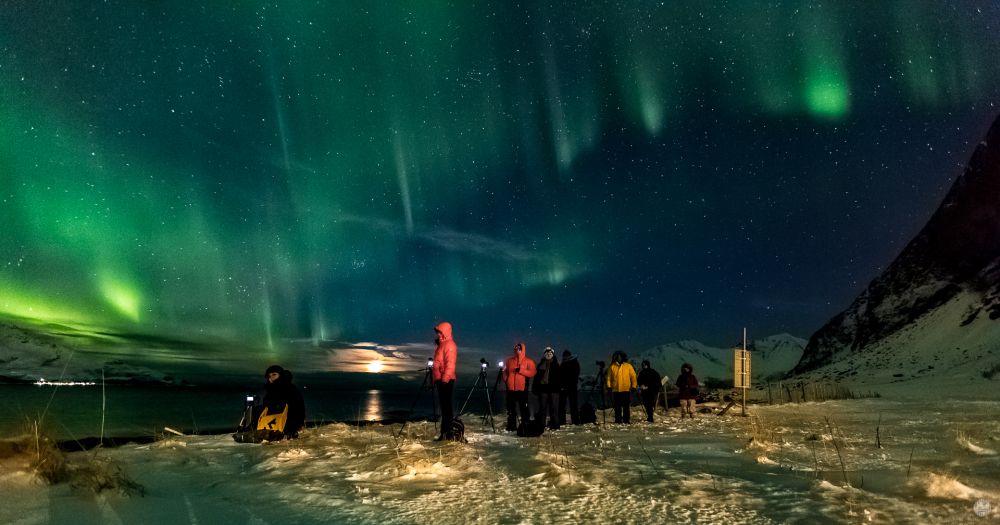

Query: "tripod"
(491, 364), (504, 410)
(237, 393), (257, 431)
(458, 360), (496, 432)
(583, 363), (608, 426)
(397, 363), (438, 438)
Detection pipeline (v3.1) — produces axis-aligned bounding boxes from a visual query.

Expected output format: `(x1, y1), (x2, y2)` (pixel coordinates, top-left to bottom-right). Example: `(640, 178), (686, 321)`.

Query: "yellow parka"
(606, 360), (637, 393)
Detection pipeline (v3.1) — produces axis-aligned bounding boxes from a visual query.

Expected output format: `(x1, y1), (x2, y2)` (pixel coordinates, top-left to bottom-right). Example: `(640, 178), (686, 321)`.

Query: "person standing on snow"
(637, 360), (662, 423)
(260, 365), (306, 438)
(503, 342), (536, 431)
(606, 351), (637, 424)
(432, 322), (457, 440)
(532, 347), (561, 430)
(558, 349), (581, 425)
(677, 363), (700, 418)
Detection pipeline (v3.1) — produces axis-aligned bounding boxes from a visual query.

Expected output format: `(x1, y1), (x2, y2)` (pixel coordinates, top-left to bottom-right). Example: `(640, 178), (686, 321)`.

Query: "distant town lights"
(34, 378), (97, 386)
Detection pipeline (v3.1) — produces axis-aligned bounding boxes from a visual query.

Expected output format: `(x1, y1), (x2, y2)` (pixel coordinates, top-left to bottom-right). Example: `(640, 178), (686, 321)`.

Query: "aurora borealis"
(2, 1), (999, 359)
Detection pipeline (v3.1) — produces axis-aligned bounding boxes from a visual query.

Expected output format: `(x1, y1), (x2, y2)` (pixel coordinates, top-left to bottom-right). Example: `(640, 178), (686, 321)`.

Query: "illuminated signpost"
(733, 328), (751, 417)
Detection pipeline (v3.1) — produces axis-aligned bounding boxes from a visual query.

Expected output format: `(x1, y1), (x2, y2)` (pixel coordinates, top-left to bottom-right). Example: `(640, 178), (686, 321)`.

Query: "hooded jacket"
(261, 366), (305, 437)
(503, 343), (536, 391)
(432, 322), (457, 383)
(606, 352), (637, 393)
(559, 351), (580, 390)
(532, 349), (561, 395)
(637, 361), (662, 393)
(677, 363), (699, 400)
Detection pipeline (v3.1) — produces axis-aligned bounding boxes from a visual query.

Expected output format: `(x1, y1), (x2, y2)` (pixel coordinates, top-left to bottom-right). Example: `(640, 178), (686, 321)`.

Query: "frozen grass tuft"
(955, 433), (997, 456)
(1, 420), (144, 496)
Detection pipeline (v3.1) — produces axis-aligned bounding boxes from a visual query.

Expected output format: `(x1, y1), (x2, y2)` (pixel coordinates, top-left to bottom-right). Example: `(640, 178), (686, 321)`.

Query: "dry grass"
(1, 420), (144, 496)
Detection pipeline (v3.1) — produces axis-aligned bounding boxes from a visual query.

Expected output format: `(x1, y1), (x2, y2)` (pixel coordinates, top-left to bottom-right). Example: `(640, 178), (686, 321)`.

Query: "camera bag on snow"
(516, 418), (545, 437)
(578, 403), (597, 425)
(233, 403), (290, 443)
(445, 418), (467, 443)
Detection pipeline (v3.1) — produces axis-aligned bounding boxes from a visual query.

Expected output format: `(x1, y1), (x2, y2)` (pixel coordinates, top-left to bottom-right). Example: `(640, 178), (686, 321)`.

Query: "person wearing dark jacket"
(677, 363), (699, 418)
(558, 349), (581, 425)
(261, 364), (306, 438)
(637, 360), (662, 423)
(532, 347), (561, 430)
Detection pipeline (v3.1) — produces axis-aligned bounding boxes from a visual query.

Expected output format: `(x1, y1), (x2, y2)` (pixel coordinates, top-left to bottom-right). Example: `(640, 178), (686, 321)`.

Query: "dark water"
(0, 382), (507, 441)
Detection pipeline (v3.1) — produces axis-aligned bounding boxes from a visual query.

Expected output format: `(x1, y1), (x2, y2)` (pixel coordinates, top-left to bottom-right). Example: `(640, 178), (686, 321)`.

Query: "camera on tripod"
(479, 358), (488, 370)
(244, 394), (256, 407)
(426, 358), (434, 369)
(596, 360), (606, 368)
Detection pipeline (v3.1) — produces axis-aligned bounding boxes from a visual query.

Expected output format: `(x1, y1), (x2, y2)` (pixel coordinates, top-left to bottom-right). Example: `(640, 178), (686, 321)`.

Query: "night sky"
(3, 2), (1000, 368)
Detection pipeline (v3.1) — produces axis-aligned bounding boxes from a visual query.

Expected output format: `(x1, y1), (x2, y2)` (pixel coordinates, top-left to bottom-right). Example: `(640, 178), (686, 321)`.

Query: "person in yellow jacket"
(606, 351), (637, 424)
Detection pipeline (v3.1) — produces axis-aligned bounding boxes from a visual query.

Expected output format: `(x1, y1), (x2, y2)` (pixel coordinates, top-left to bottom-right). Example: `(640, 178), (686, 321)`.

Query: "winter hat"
(543, 347), (555, 358)
(265, 364), (285, 377)
(641, 360), (650, 369)
(562, 350), (572, 357)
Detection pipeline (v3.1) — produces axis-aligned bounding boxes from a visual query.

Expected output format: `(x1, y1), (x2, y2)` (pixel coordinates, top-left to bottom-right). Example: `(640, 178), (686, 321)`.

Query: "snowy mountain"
(0, 321), (180, 385)
(792, 114), (1000, 393)
(638, 333), (806, 386)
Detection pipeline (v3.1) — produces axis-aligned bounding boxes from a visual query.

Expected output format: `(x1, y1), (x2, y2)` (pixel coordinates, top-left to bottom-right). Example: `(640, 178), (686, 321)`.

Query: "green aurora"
(1, 1), (998, 356)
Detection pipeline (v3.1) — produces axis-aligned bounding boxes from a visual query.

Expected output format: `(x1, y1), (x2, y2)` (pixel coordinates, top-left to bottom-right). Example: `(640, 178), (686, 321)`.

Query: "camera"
(596, 360), (605, 368)
(244, 394), (255, 407)
(498, 360), (505, 369)
(479, 358), (488, 369)
(426, 358), (434, 369)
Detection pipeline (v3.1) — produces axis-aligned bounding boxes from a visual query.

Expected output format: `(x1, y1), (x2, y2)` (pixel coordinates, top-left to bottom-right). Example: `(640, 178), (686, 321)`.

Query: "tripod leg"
(459, 373), (481, 416)
(398, 369), (432, 438)
(484, 377), (495, 432)
(471, 373), (495, 433)
(430, 374), (439, 435)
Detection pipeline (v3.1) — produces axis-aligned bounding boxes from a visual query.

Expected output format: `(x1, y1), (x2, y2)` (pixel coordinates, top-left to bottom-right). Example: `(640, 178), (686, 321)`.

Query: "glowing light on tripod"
(366, 360), (385, 373)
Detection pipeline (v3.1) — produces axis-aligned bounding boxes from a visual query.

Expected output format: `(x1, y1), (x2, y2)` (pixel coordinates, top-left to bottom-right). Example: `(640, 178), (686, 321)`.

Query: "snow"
(640, 334), (806, 386)
(3, 398), (998, 524)
(787, 290), (1000, 400)
(2, 309), (998, 523)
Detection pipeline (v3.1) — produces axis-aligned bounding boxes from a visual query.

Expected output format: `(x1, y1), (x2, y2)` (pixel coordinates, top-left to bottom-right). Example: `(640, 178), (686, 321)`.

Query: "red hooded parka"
(502, 342), (536, 391)
(432, 322), (457, 383)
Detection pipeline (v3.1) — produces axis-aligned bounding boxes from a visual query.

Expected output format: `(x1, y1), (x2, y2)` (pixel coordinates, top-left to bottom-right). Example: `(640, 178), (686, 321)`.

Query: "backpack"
(445, 418), (467, 443)
(233, 403), (289, 443)
(257, 404), (289, 433)
(516, 418), (545, 437)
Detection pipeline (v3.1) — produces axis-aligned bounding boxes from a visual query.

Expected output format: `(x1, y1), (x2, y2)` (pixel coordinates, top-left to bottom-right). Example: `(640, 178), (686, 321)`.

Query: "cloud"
(336, 215), (547, 263)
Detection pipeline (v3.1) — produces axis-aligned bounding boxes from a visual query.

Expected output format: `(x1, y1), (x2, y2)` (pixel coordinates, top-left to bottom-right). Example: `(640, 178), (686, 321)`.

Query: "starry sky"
(2, 1), (1000, 370)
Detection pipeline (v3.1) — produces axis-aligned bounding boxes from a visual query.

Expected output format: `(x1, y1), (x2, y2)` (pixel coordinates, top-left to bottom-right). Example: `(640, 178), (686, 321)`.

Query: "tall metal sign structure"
(733, 327), (751, 416)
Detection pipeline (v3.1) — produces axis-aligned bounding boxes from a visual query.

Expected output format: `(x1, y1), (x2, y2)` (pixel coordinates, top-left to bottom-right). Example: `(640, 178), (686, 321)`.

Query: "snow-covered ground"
(3, 398), (997, 524)
(787, 291), (1000, 400)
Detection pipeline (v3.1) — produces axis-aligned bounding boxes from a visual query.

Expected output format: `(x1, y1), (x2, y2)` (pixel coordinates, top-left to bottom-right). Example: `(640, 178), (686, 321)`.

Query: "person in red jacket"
(502, 342), (536, 431)
(432, 322), (457, 440)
